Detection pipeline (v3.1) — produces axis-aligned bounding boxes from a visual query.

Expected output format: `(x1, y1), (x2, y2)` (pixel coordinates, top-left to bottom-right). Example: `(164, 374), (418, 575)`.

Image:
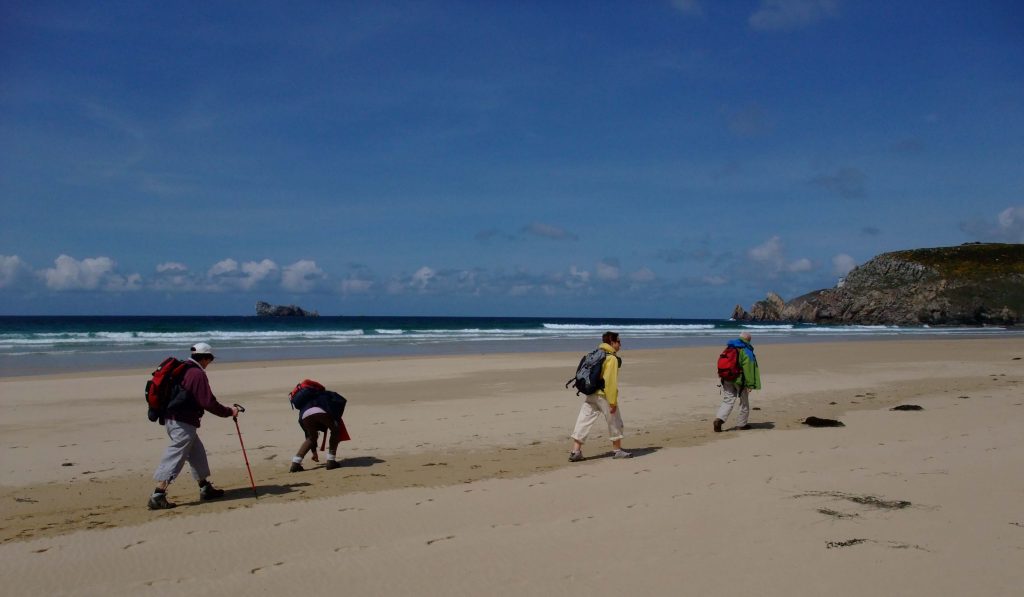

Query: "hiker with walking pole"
(147, 343), (242, 510)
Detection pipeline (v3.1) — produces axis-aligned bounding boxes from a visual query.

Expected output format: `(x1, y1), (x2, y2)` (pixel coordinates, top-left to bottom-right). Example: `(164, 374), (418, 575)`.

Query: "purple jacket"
(165, 359), (233, 428)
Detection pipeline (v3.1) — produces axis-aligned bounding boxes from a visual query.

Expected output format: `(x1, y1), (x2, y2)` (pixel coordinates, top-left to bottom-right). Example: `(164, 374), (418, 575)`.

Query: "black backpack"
(565, 348), (607, 395)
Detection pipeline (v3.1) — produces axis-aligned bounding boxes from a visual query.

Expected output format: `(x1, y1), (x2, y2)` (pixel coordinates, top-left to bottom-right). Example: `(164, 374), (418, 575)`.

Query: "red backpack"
(289, 379), (326, 409)
(145, 357), (195, 423)
(716, 346), (743, 382)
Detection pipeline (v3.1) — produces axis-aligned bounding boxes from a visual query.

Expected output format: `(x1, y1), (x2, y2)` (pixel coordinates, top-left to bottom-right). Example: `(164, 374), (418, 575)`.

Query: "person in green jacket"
(714, 331), (762, 432)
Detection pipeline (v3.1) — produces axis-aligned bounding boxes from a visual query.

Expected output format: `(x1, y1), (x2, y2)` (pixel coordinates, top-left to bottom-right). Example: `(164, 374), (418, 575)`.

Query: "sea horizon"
(1, 314), (1020, 378)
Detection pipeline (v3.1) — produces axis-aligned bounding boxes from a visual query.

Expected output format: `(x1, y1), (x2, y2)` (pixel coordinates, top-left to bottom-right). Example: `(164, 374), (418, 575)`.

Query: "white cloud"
(40, 254), (139, 291)
(340, 278), (374, 295)
(0, 255), (30, 289)
(832, 253), (857, 276)
(596, 260), (621, 281)
(749, 0), (839, 32)
(787, 257), (813, 273)
(208, 259), (239, 278)
(152, 262), (198, 291)
(281, 260), (323, 293)
(995, 206), (1024, 242)
(748, 236), (815, 275)
(207, 258), (279, 290)
(156, 262), (188, 273)
(748, 236), (786, 269)
(630, 267), (656, 283)
(410, 266), (436, 290)
(242, 259), (279, 289)
(702, 275), (729, 286)
(566, 266), (590, 288)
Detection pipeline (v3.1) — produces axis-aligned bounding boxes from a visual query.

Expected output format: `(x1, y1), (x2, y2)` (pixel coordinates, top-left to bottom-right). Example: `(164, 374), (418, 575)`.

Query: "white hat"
(190, 342), (215, 358)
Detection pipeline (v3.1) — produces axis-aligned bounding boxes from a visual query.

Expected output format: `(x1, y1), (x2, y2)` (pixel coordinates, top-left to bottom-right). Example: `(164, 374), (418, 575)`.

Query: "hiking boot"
(612, 449), (632, 459)
(325, 460), (340, 470)
(147, 492), (176, 510)
(713, 419), (724, 433)
(568, 451), (584, 462)
(289, 462), (304, 473)
(199, 483), (225, 501)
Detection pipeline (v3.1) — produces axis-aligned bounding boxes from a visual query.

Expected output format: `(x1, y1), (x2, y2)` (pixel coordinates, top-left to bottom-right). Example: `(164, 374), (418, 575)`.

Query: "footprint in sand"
(144, 578), (186, 587)
(426, 535), (455, 545)
(272, 519), (299, 527)
(333, 545), (371, 552)
(250, 562), (285, 574)
(123, 540), (146, 550)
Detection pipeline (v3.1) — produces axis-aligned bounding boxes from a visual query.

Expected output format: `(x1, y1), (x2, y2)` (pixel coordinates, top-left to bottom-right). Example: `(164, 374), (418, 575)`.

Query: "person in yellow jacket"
(569, 331), (631, 461)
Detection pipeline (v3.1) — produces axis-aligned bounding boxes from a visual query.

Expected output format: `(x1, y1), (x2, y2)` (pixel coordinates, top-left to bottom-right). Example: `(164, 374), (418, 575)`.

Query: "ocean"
(0, 315), (1018, 377)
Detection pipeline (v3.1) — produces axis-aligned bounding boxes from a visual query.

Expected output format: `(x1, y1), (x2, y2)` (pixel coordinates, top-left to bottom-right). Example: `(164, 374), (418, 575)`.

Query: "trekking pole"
(232, 404), (258, 498)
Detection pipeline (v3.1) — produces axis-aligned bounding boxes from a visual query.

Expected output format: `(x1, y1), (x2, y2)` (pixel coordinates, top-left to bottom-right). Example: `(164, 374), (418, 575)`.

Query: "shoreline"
(1, 328), (1019, 379)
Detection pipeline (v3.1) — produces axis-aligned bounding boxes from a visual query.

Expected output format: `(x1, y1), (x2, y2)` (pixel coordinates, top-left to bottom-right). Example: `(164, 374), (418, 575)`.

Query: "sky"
(1, 1), (1022, 318)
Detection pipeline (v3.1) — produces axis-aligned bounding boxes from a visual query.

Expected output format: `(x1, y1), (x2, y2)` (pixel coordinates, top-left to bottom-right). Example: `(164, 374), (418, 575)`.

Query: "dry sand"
(1, 338), (1022, 596)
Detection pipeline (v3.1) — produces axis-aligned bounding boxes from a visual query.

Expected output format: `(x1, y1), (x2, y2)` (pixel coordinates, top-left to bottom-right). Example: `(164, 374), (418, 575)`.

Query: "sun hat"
(190, 342), (215, 358)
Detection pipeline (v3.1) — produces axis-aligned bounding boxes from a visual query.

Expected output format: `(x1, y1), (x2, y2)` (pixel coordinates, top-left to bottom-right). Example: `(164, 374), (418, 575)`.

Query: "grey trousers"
(716, 380), (750, 427)
(153, 419), (210, 484)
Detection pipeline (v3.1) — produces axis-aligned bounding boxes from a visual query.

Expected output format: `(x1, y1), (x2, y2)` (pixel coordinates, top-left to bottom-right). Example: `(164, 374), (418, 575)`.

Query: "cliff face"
(732, 243), (1024, 326)
(255, 301), (319, 317)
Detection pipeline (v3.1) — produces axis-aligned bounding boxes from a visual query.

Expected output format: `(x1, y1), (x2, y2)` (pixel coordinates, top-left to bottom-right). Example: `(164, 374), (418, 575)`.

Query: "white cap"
(190, 342), (215, 358)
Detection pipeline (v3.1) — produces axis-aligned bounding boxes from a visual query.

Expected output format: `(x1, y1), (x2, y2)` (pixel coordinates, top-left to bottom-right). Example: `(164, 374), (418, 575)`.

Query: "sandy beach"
(1, 337), (1022, 596)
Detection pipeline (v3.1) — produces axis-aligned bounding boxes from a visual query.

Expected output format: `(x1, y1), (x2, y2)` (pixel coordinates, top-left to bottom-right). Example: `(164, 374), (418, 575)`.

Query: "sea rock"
(731, 243), (1024, 326)
(890, 404), (923, 411)
(255, 301), (319, 317)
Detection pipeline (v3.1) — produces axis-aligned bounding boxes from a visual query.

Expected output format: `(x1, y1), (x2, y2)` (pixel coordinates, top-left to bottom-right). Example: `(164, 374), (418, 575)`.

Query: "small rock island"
(255, 301), (319, 317)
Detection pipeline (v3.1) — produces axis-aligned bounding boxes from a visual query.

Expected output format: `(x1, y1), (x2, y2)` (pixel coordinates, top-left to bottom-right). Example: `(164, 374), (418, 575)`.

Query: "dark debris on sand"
(802, 416), (844, 427)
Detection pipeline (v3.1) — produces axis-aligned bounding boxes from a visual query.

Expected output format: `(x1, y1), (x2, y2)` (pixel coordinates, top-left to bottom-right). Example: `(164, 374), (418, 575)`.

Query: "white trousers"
(571, 394), (624, 443)
(716, 380), (749, 427)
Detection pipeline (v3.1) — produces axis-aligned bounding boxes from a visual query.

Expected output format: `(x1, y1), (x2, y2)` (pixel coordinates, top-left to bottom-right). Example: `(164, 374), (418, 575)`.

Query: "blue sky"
(1, 1), (1022, 317)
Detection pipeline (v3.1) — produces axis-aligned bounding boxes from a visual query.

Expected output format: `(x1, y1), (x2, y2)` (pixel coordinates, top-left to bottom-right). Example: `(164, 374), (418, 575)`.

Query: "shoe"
(147, 492), (176, 510)
(289, 462), (304, 473)
(568, 451), (584, 462)
(612, 449), (632, 459)
(199, 483), (225, 501)
(713, 419), (724, 433)
(738, 424), (752, 430)
(325, 460), (340, 470)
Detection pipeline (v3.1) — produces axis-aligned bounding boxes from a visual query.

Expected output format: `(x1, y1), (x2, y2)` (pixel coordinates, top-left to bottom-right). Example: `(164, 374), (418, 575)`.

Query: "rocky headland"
(731, 243), (1023, 326)
(255, 301), (319, 317)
